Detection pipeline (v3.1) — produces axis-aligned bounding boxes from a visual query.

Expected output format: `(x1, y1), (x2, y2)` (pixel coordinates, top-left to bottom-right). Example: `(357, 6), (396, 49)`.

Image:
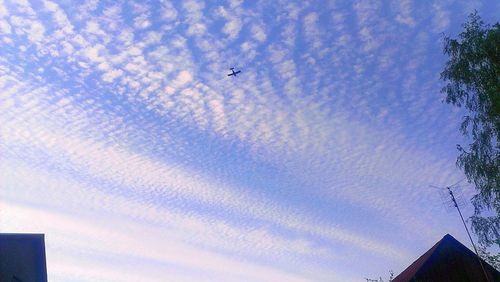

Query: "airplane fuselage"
(228, 68), (241, 77)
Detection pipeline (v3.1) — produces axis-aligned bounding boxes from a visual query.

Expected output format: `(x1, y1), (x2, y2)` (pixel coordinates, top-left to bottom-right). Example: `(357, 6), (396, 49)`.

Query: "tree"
(440, 11), (500, 250)
(365, 270), (394, 282)
(478, 244), (500, 271)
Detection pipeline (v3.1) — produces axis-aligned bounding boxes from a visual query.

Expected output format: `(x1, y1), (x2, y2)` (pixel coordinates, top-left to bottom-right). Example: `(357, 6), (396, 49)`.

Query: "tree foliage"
(365, 270), (394, 282)
(440, 11), (500, 248)
(478, 245), (500, 271)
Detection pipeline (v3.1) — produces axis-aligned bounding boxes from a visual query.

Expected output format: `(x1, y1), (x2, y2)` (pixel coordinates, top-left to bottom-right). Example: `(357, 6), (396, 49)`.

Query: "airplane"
(227, 67), (241, 77)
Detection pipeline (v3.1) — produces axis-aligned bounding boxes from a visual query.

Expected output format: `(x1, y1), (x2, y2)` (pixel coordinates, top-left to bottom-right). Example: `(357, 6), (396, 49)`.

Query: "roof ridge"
(392, 234), (456, 282)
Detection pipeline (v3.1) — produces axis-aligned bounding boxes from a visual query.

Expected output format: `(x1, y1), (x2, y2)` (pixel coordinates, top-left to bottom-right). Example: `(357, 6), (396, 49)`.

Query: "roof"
(392, 235), (445, 282)
(0, 233), (45, 239)
(393, 234), (500, 282)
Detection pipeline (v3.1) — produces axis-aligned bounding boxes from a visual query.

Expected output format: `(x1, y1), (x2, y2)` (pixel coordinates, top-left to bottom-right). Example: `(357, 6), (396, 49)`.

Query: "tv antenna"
(430, 179), (490, 282)
(430, 181), (467, 213)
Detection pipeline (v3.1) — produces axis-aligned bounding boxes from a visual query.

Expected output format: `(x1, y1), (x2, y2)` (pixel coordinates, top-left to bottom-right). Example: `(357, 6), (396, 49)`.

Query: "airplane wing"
(227, 73), (234, 76)
(234, 71), (241, 74)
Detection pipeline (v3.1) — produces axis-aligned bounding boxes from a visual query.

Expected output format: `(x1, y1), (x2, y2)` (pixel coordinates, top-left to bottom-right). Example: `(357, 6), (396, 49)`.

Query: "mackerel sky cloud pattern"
(0, 1), (499, 281)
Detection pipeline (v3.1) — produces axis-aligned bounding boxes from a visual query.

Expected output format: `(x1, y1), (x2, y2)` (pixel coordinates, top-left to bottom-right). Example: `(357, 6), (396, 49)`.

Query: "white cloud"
(28, 22), (46, 44)
(43, 1), (72, 29)
(8, 1), (46, 45)
(353, 0), (385, 52)
(102, 68), (123, 82)
(208, 97), (226, 133)
(83, 44), (105, 63)
(0, 0), (8, 18)
(183, 0), (207, 37)
(75, 0), (99, 21)
(172, 70), (193, 87)
(223, 18), (241, 39)
(432, 3), (450, 32)
(134, 13), (151, 29)
(0, 19), (11, 34)
(187, 22), (206, 35)
(183, 0), (205, 18)
(85, 20), (105, 35)
(304, 12), (318, 31)
(161, 1), (178, 21)
(251, 24), (267, 42)
(303, 12), (325, 52)
(394, 0), (416, 27)
(117, 29), (134, 46)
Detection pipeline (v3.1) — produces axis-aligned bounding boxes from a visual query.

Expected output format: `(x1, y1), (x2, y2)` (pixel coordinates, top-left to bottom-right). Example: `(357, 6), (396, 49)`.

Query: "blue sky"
(0, 0), (499, 281)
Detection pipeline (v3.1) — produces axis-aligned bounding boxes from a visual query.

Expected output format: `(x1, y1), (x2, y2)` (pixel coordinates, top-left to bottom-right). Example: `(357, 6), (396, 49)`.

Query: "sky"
(0, 0), (499, 281)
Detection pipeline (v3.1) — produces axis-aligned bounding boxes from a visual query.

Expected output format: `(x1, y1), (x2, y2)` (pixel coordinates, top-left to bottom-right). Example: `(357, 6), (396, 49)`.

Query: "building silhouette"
(0, 234), (48, 282)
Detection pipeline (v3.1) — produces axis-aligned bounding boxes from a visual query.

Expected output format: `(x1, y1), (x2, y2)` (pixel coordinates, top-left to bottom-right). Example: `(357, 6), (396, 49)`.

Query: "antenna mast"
(446, 186), (490, 282)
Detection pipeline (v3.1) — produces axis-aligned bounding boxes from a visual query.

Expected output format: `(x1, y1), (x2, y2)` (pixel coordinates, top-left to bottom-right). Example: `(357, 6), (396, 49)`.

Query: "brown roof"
(392, 235), (444, 282)
(393, 234), (500, 282)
